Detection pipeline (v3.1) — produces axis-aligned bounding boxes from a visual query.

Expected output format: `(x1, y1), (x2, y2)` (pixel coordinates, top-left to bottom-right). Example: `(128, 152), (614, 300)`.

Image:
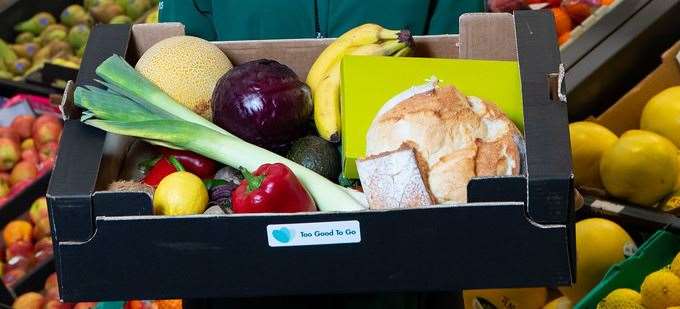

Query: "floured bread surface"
(357, 146), (434, 209)
(366, 85), (521, 204)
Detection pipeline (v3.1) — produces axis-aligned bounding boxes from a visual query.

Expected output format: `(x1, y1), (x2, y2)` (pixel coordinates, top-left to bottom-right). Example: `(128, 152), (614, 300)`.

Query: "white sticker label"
(266, 220), (361, 247)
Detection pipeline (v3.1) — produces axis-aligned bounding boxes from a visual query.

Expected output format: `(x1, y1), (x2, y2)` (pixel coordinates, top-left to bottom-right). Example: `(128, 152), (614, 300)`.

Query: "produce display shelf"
(565, 0), (680, 120)
(0, 171), (50, 228)
(0, 170), (54, 306)
(48, 12), (574, 302)
(0, 259), (55, 307)
(561, 0), (649, 68)
(11, 259), (55, 297)
(0, 79), (60, 98)
(583, 196), (680, 233)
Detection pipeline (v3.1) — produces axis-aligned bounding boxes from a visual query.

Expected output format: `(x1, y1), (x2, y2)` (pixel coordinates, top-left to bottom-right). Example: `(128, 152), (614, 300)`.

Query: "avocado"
(287, 135), (340, 181)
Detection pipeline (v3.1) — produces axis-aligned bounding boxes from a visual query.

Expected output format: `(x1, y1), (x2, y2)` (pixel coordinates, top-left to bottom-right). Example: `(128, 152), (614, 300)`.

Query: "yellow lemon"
(670, 252), (680, 278)
(153, 171), (208, 216)
(559, 218), (636, 303)
(543, 296), (572, 309)
(600, 130), (679, 206)
(597, 288), (644, 309)
(463, 287), (547, 309)
(641, 86), (680, 148)
(605, 288), (642, 303)
(641, 269), (680, 309)
(569, 121), (618, 188)
(676, 154), (680, 191)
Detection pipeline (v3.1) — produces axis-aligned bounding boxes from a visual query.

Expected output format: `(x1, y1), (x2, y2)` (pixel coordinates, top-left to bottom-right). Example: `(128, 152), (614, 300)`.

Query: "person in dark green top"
(158, 1), (481, 308)
(159, 0), (485, 41)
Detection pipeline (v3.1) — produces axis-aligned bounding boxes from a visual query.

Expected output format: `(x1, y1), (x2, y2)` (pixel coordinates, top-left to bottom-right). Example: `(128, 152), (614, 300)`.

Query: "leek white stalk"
(75, 55), (365, 212)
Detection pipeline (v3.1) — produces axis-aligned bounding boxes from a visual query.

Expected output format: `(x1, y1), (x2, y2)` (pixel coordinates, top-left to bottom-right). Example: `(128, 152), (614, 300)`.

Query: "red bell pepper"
(142, 155), (190, 187)
(159, 148), (217, 179)
(231, 163), (316, 213)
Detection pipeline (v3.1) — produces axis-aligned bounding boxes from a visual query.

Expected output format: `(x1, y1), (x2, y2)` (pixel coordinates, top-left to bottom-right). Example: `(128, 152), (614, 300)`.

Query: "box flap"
(459, 13), (518, 61)
(596, 40), (680, 134)
(130, 23), (186, 60)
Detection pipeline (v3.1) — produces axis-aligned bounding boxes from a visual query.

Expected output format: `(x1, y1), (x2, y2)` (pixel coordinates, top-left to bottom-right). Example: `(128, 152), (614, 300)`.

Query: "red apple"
(0, 178), (9, 198)
(38, 157), (55, 173)
(38, 142), (58, 162)
(73, 303), (97, 309)
(45, 273), (58, 290)
(32, 116), (62, 146)
(10, 179), (32, 195)
(12, 291), (44, 308)
(22, 148), (39, 164)
(10, 161), (37, 185)
(0, 137), (21, 171)
(3, 268), (26, 287)
(33, 217), (51, 240)
(44, 288), (59, 302)
(44, 300), (73, 309)
(5, 254), (33, 272)
(33, 115), (61, 128)
(21, 138), (35, 151)
(6, 240), (34, 260)
(34, 237), (53, 263)
(10, 115), (35, 140)
(30, 197), (49, 224)
(0, 127), (20, 144)
(43, 299), (73, 309)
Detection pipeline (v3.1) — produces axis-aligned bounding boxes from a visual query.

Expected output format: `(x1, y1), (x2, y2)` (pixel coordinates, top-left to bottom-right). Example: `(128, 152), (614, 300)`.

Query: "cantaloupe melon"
(135, 36), (232, 120)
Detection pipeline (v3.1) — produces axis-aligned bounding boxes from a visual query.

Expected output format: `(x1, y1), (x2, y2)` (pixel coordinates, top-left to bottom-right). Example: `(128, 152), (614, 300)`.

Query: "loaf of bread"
(366, 81), (521, 204)
(357, 145), (434, 209)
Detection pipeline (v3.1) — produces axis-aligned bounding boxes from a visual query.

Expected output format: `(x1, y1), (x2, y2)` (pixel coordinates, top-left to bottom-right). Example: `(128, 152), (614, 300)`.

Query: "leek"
(75, 55), (365, 212)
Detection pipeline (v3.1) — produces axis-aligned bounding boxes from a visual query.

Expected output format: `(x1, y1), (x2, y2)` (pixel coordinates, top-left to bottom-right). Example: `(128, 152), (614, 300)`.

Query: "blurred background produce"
(487, 0), (618, 46)
(0, 0), (159, 84)
(570, 85), (680, 211)
(11, 271), (182, 309)
(0, 197), (52, 288)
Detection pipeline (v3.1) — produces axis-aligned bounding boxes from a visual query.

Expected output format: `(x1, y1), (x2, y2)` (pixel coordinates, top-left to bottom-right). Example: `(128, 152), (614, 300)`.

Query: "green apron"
(159, 0), (485, 41)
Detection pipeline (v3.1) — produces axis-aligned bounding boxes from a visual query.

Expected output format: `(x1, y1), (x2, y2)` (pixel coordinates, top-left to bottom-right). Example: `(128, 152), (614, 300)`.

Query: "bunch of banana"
(308, 24), (414, 142)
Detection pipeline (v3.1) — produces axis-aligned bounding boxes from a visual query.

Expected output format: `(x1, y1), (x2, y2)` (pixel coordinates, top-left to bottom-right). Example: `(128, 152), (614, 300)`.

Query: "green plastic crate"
(575, 230), (680, 309)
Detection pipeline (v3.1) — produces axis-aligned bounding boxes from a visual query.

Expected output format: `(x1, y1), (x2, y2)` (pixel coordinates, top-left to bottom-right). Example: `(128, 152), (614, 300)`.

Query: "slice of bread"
(357, 145), (434, 209)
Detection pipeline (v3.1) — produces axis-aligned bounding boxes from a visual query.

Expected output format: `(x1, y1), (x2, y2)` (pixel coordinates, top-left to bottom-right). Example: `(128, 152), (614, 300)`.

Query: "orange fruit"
(551, 8), (573, 36)
(3, 220), (32, 246)
(564, 1), (594, 24)
(601, 0), (614, 5)
(153, 299), (182, 309)
(559, 31), (571, 45)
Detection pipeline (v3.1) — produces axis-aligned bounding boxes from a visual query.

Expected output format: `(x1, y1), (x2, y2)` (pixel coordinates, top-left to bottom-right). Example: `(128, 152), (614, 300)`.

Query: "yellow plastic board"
(340, 55), (524, 178)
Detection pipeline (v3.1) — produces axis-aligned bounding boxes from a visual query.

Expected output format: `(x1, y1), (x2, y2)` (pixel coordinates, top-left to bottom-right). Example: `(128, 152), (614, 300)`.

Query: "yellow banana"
(392, 46), (412, 57)
(307, 24), (400, 91)
(314, 40), (411, 142)
(314, 68), (342, 142)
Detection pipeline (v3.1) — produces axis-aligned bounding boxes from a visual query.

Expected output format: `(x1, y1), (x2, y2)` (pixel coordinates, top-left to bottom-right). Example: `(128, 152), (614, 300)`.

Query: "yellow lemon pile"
(597, 251), (680, 309)
(569, 86), (680, 208)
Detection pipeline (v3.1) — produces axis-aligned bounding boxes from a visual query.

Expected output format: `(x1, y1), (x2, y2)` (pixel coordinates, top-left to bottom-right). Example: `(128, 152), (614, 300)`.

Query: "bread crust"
(366, 85), (521, 203)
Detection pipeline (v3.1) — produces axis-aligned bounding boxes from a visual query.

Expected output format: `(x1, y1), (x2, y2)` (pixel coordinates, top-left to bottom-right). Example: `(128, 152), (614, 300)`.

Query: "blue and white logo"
(267, 221), (361, 247)
(271, 227), (294, 243)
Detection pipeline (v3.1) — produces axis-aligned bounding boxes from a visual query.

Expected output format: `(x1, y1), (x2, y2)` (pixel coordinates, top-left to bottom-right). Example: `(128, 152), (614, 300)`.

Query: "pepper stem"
(239, 166), (264, 192)
(168, 155), (185, 172)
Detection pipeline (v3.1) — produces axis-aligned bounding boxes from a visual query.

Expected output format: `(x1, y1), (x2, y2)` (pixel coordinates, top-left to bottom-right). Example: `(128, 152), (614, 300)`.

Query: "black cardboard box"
(47, 11), (575, 302)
